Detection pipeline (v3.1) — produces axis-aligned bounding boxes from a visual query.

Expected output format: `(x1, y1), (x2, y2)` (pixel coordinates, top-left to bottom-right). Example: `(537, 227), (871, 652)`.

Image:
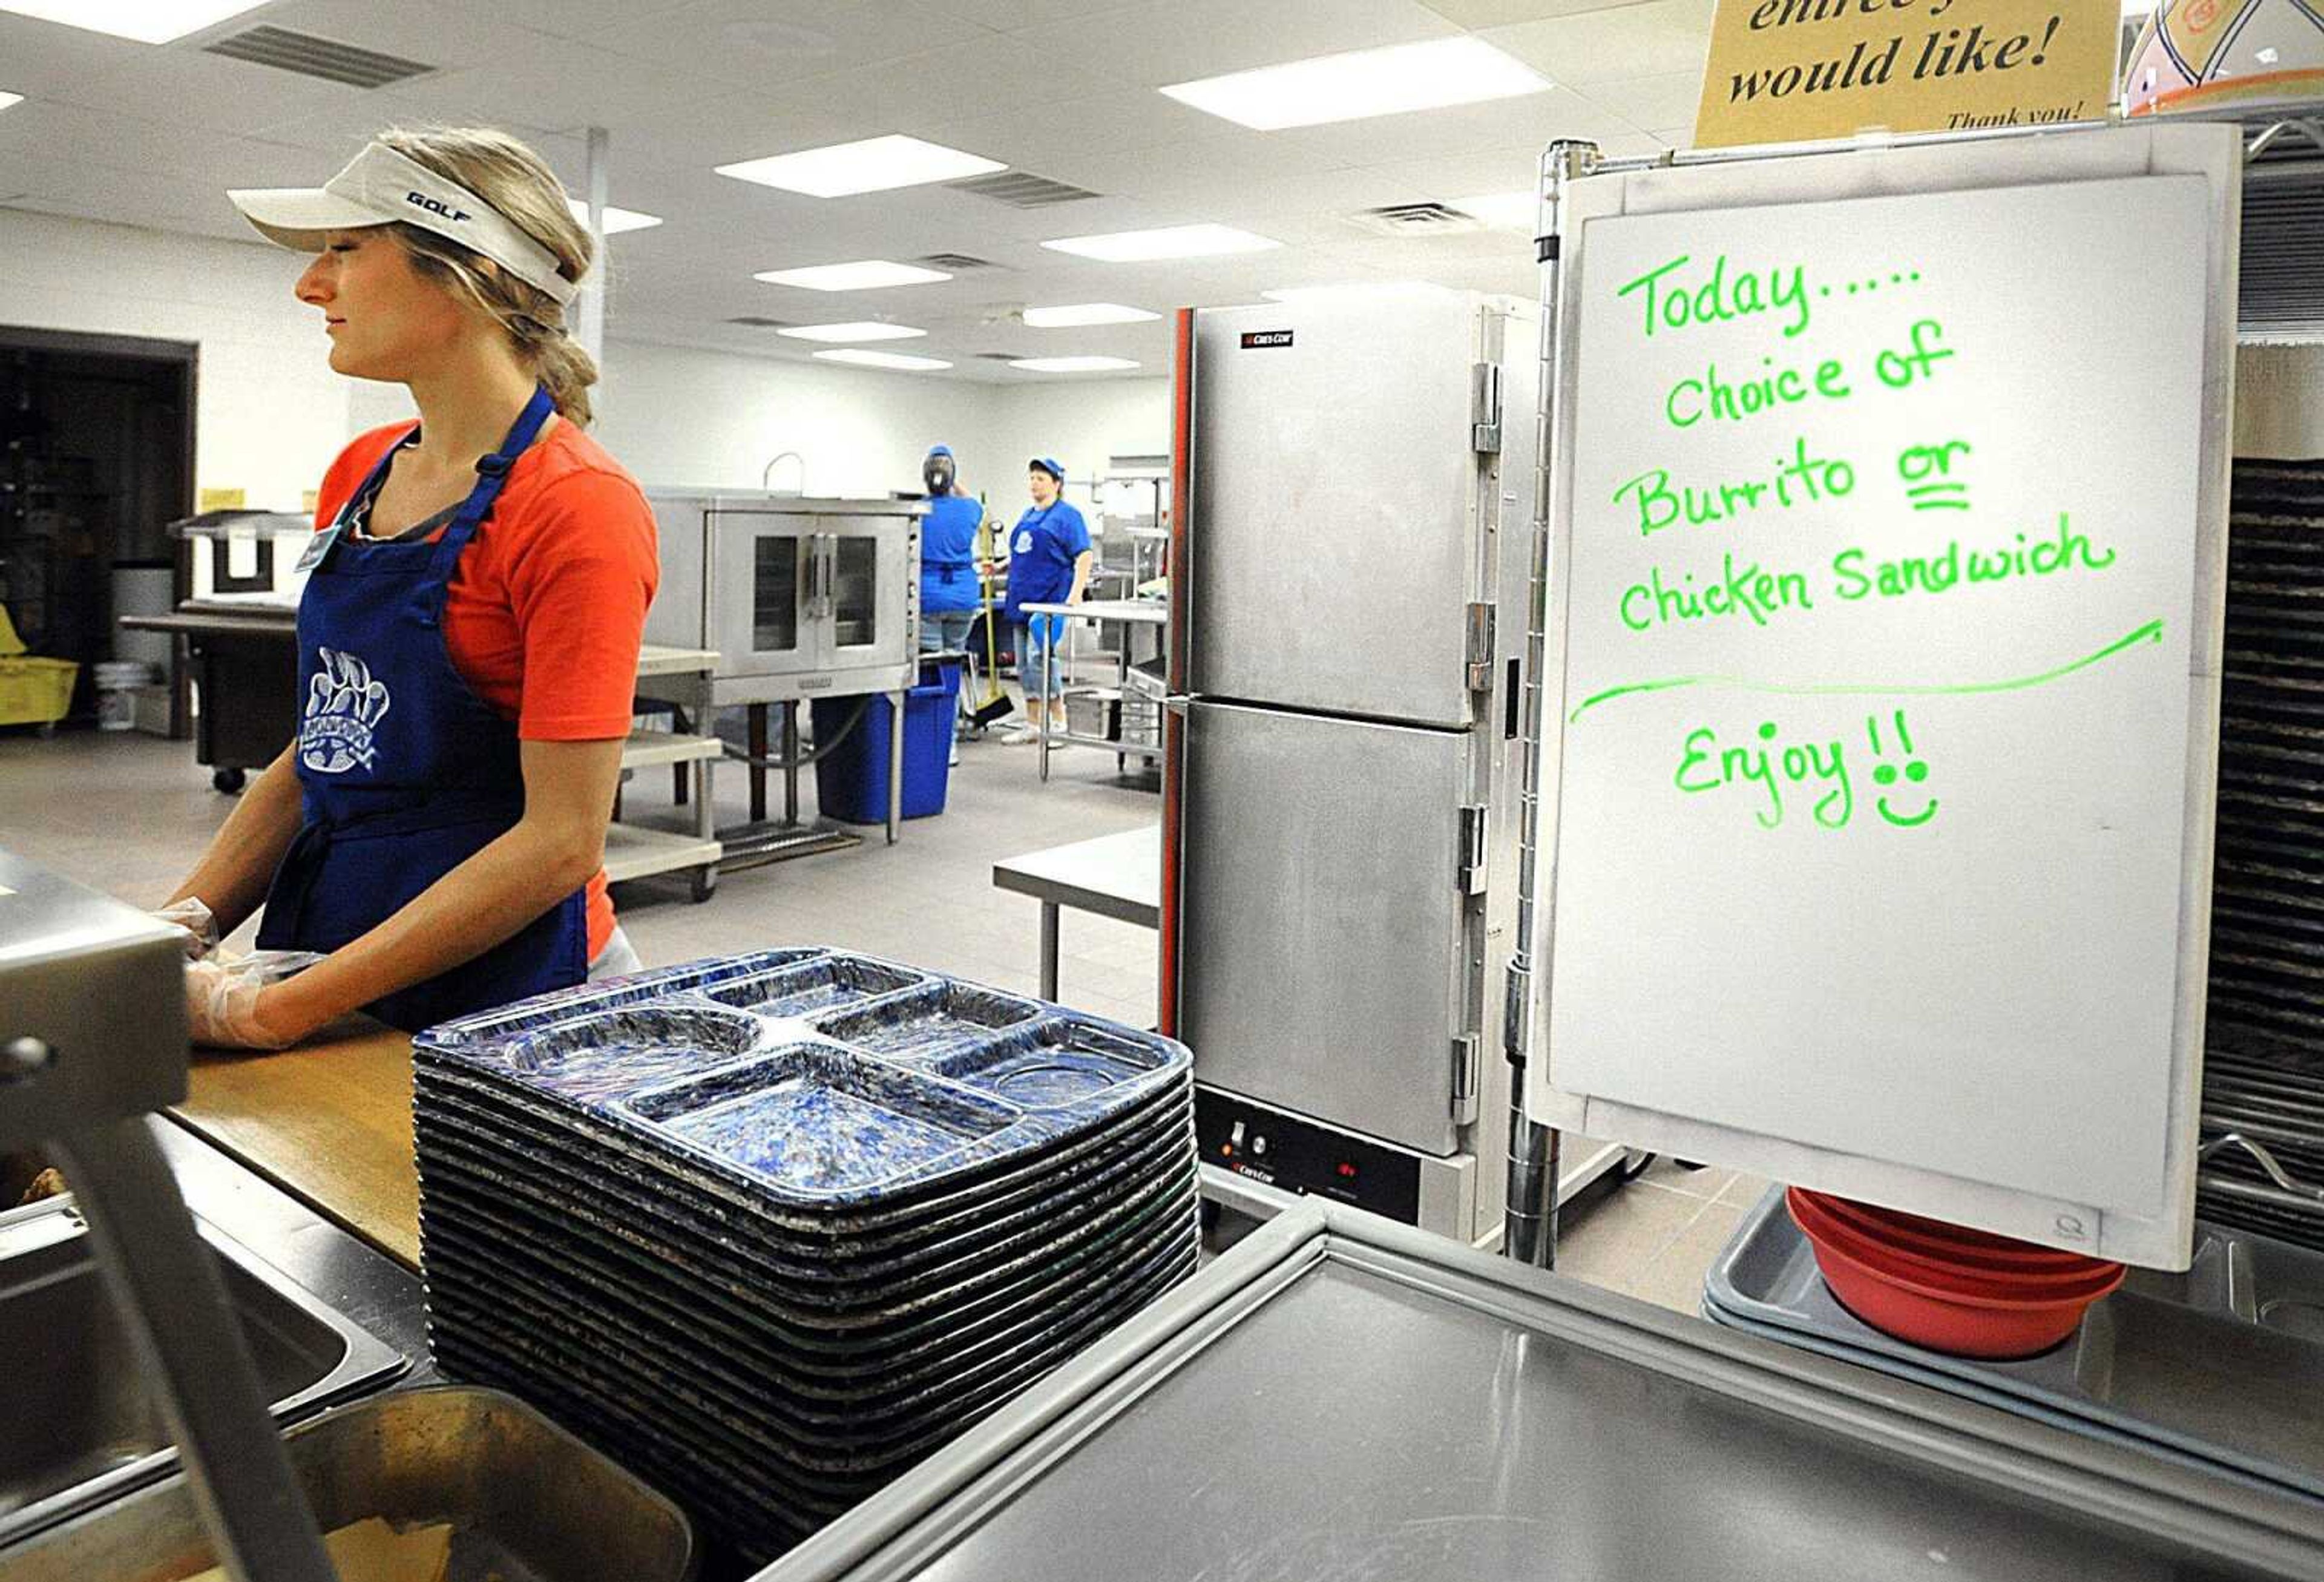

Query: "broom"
(967, 494), (1015, 727)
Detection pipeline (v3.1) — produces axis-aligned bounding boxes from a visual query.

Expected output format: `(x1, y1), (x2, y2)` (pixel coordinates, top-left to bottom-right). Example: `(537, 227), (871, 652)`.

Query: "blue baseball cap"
(927, 444), (953, 459)
(1029, 456), (1065, 481)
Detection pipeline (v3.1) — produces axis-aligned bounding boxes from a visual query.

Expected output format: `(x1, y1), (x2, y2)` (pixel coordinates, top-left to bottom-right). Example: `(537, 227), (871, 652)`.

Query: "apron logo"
(300, 646), (392, 774)
(1015, 531), (1033, 554)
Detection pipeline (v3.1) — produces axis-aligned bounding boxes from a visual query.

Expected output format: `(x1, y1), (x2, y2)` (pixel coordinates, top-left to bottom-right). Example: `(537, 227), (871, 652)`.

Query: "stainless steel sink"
(0, 1195), (407, 1547)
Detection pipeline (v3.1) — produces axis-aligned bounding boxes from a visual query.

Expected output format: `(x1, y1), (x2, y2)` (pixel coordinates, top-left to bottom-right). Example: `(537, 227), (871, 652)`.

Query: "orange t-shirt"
(312, 418), (658, 960)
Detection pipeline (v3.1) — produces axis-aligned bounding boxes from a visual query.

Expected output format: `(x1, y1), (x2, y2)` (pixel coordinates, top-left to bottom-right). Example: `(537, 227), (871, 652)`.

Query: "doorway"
(0, 326), (196, 723)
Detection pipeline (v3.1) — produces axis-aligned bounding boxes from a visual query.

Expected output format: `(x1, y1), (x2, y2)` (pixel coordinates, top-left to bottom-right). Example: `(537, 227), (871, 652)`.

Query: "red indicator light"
(1336, 1162), (1357, 1180)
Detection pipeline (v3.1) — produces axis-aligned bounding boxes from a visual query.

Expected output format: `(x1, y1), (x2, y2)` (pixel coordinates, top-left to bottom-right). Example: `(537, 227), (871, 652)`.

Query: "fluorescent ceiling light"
(565, 199), (662, 235)
(1043, 224), (1278, 263)
(813, 349), (953, 372)
(0, 0), (267, 41)
(754, 260), (951, 292)
(1161, 36), (1550, 132)
(777, 321), (928, 343)
(1449, 191), (1535, 231)
(0, 91), (21, 113)
(1022, 303), (1160, 328)
(1009, 356), (1142, 373)
(716, 134), (1005, 198)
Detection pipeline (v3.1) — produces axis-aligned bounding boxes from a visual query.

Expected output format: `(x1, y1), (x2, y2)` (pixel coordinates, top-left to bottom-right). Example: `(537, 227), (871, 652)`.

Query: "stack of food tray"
(2205, 457), (2324, 1255)
(410, 948), (1200, 1567)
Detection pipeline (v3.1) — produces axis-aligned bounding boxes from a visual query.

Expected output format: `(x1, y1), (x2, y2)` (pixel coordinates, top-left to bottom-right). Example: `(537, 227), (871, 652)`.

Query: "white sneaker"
(1000, 724), (1040, 746)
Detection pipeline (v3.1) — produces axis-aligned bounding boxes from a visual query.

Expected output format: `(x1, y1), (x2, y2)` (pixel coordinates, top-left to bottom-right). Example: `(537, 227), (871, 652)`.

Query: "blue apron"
(256, 386), (587, 1032)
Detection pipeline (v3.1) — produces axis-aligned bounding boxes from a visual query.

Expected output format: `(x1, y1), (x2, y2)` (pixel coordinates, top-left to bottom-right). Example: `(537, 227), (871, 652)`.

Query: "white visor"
(228, 141), (577, 306)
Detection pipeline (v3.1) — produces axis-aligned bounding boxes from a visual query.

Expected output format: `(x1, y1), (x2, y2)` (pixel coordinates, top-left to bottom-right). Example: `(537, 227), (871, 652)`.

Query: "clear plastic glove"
(183, 951), (321, 1050)
(152, 897), (221, 960)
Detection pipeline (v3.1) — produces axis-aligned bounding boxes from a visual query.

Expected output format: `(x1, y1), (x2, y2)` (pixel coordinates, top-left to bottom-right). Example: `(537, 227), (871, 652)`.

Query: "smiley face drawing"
(1866, 709), (1937, 827)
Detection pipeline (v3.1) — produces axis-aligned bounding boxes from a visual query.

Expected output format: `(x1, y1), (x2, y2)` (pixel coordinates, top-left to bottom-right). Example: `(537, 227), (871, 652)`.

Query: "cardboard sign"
(1693, 0), (2121, 149)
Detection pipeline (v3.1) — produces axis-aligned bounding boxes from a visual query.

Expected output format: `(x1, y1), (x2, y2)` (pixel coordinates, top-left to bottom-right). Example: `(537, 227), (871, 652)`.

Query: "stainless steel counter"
(755, 1204), (2324, 1582)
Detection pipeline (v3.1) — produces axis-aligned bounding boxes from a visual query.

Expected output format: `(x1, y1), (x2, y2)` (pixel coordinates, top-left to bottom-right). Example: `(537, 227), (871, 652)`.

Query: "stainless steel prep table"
(1016, 599), (1166, 782)
(991, 824), (1160, 1002)
(750, 1204), (2324, 1582)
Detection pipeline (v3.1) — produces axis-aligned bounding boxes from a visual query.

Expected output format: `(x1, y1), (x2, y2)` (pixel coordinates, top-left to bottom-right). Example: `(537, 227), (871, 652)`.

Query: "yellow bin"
(0, 608), (78, 729)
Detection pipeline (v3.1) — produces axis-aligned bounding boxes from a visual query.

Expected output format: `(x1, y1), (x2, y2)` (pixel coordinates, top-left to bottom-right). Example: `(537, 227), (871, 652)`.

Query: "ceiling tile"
(475, 0), (696, 37)
(0, 14), (151, 97)
(1584, 69), (1705, 130)
(385, 38), (714, 135)
(580, 0), (995, 91)
(1419, 0), (1659, 24)
(47, 43), (359, 134)
(916, 88), (1222, 170)
(922, 0), (1150, 25)
(1480, 0), (1716, 86)
(251, 0), (553, 69)
(1276, 83), (1646, 165)
(1034, 0), (1463, 88)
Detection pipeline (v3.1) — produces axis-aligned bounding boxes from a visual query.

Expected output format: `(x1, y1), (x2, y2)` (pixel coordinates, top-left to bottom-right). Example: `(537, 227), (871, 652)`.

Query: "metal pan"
(0, 1386), (693, 1582)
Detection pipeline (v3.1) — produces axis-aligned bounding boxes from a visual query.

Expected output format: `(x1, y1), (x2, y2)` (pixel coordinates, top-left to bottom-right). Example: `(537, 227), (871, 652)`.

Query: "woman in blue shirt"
(917, 444), (983, 655)
(1000, 456), (1092, 745)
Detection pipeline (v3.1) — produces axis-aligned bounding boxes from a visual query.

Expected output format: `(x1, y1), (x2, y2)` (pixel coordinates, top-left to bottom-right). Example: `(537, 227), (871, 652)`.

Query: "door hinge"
(1470, 361), (1503, 454)
(1451, 1032), (1481, 1123)
(1457, 803), (1488, 895)
(1465, 602), (1495, 692)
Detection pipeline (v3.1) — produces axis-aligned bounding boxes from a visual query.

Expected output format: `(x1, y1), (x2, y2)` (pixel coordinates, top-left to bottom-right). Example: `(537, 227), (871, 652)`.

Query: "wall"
(982, 378), (1173, 500)
(589, 340), (996, 498)
(0, 208), (352, 513)
(0, 207), (1172, 517)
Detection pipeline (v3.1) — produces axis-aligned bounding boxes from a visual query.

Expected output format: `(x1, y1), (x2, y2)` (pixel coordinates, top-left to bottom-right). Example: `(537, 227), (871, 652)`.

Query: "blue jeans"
(1015, 612), (1071, 699)
(921, 610), (975, 654)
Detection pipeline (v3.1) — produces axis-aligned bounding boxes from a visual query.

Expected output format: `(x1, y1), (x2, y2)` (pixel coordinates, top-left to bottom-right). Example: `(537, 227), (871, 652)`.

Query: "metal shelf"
(602, 824), (724, 885)
(619, 729), (722, 770)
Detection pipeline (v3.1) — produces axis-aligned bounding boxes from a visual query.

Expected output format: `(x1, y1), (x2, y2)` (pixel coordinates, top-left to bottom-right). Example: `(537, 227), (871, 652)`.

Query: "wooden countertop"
(174, 1021), (420, 1271)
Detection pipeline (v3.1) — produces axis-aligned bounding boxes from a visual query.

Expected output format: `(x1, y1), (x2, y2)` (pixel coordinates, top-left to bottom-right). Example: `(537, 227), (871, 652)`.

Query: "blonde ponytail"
(371, 126), (601, 426)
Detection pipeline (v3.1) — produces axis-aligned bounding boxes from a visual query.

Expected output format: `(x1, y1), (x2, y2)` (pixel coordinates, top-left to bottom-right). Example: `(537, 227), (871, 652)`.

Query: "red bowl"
(1807, 1192), (2104, 1271)
(1789, 1193), (2118, 1292)
(1796, 1210), (2124, 1307)
(1787, 1192), (2123, 1358)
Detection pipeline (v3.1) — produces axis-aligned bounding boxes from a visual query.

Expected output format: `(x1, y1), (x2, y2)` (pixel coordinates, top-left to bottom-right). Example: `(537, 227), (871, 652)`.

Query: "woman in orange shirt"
(162, 128), (658, 1047)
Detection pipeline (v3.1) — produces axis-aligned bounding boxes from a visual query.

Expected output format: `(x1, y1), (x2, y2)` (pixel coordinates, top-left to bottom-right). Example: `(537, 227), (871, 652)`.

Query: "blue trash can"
(813, 658), (962, 824)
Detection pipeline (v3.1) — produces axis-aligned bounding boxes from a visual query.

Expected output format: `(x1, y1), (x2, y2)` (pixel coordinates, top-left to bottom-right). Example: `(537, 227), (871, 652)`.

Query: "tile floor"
(0, 723), (1767, 1317)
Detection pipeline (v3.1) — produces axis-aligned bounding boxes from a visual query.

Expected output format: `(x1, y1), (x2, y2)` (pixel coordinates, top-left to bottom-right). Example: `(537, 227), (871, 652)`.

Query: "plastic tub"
(93, 661), (157, 732)
(813, 658), (963, 824)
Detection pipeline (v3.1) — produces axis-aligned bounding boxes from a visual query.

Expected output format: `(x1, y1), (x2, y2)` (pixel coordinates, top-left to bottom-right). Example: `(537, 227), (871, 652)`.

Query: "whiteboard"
(1526, 123), (2242, 1269)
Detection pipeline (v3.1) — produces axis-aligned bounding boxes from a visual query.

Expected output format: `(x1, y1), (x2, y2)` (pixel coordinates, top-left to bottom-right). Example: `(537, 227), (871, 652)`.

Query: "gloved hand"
(152, 897), (222, 960)
(183, 955), (313, 1050)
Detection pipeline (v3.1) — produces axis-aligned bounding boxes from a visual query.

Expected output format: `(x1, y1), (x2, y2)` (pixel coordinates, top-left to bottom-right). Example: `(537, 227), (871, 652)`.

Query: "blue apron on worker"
(255, 385), (586, 1032)
(921, 493), (983, 615)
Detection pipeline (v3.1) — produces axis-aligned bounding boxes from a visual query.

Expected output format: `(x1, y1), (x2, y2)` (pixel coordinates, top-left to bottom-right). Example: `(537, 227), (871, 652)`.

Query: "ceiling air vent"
(948, 171), (1100, 208)
(1344, 202), (1483, 238)
(203, 25), (435, 88)
(975, 352), (1029, 363)
(726, 316), (792, 328)
(918, 252), (998, 271)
